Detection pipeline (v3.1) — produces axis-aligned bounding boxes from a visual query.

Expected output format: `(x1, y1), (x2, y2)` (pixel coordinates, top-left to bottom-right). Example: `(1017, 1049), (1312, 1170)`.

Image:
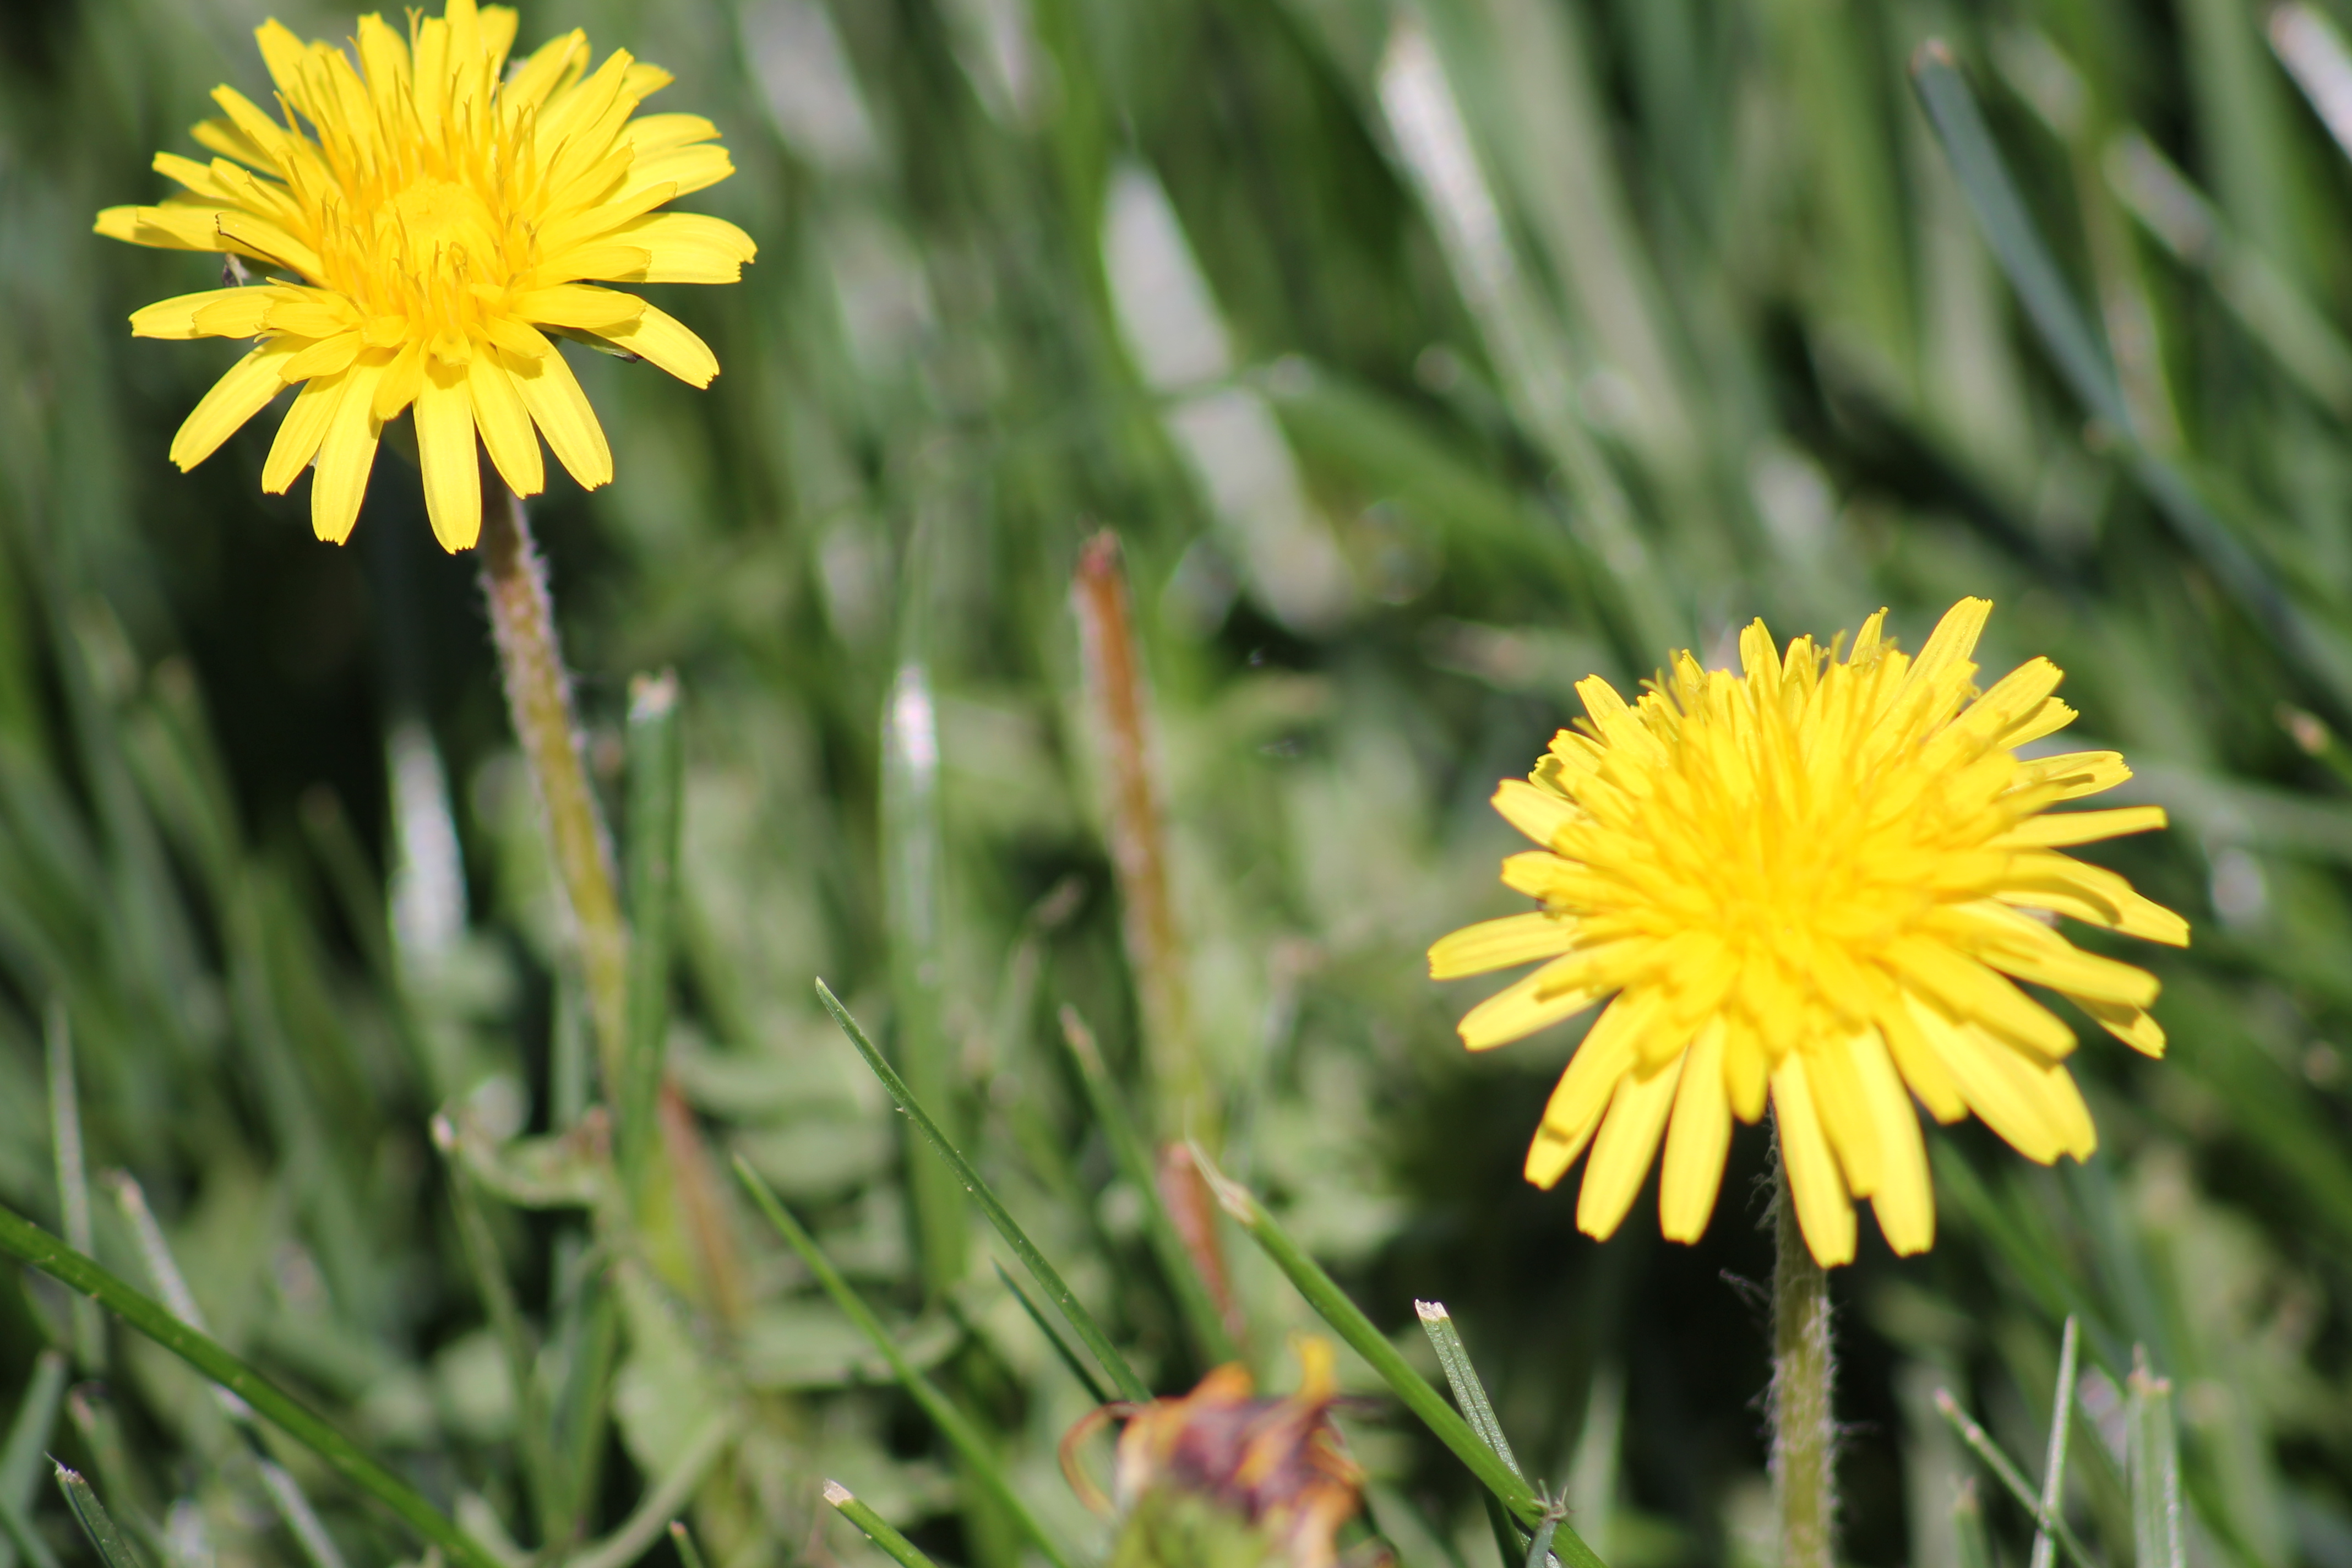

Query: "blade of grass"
(992, 1261), (1114, 1407)
(44, 1003), (102, 1374)
(0, 1203), (503, 1568)
(1417, 1298), (1549, 1568)
(1, 1354), (67, 1568)
(823, 1482), (941, 1568)
(558, 1410), (734, 1568)
(1952, 1480), (1994, 1568)
(2, 1351), (66, 1511)
(1057, 1006), (1238, 1366)
(254, 1462), (351, 1568)
(431, 1115), (562, 1549)
(620, 672), (682, 1190)
(1188, 1148), (1603, 1563)
(1413, 1300), (1523, 1479)
(59, 1391), (147, 1549)
(816, 979), (1151, 1403)
(2029, 1317), (2082, 1568)
(882, 637), (964, 1298)
(1933, 1390), (2103, 1568)
(51, 1465), (139, 1568)
(1911, 40), (2352, 721)
(2127, 1351), (2185, 1568)
(731, 1156), (1076, 1568)
(666, 1521), (708, 1568)
(0, 1501), (58, 1568)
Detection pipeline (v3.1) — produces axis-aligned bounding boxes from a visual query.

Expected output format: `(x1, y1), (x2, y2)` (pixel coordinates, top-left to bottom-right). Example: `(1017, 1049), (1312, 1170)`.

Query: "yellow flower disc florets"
(97, 0), (755, 550)
(1429, 599), (2189, 1266)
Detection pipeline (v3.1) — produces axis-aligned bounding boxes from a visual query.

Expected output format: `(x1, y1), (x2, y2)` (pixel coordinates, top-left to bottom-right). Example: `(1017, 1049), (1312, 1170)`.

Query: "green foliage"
(2, 1), (2352, 1567)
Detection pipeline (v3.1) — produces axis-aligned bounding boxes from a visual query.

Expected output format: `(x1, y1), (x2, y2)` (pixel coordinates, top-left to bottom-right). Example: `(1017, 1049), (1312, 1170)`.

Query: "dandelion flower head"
(97, 0), (754, 550)
(1429, 600), (2188, 1265)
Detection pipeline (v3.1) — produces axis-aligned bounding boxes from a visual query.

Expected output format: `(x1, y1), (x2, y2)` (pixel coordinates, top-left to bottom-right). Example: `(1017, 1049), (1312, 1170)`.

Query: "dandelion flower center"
(97, 0), (756, 551)
(1430, 599), (2188, 1266)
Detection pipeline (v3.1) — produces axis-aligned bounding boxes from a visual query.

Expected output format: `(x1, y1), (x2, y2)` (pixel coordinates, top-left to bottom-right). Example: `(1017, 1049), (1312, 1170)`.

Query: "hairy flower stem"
(1771, 1136), (1837, 1568)
(478, 481), (630, 1092)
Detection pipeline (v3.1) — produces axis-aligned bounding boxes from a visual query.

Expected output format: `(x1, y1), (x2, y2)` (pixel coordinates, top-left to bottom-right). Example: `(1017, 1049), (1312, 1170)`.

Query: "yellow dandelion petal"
(1770, 1054), (1855, 1267)
(98, 1), (750, 549)
(1577, 1053), (1684, 1240)
(1659, 1020), (1732, 1243)
(1428, 599), (2187, 1266)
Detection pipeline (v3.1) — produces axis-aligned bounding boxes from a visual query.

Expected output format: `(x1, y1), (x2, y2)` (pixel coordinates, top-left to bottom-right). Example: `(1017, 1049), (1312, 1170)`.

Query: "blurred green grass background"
(5, 0), (2352, 1565)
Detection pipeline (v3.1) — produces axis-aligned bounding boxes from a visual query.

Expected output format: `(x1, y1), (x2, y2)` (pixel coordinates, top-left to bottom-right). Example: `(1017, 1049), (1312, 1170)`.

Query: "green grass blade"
(621, 671), (683, 1189)
(2127, 1353), (2185, 1568)
(1909, 43), (2122, 424)
(2029, 1316), (2081, 1568)
(817, 979), (1151, 1402)
(432, 1115), (562, 1549)
(254, 1461), (351, 1568)
(823, 1482), (942, 1568)
(1933, 1389), (2104, 1568)
(1057, 1006), (1238, 1366)
(0, 1500), (59, 1568)
(881, 641), (964, 1298)
(1412, 1301), (1522, 1480)
(560, 1411), (735, 1568)
(44, 1003), (103, 1374)
(1952, 1480), (1995, 1568)
(731, 1156), (1076, 1568)
(0, 1352), (67, 1568)
(992, 1261), (1114, 1407)
(1189, 1149), (1603, 1562)
(0, 1204), (503, 1568)
(50, 1465), (141, 1568)
(666, 1521), (709, 1568)
(1912, 41), (2352, 720)
(2, 1351), (67, 1510)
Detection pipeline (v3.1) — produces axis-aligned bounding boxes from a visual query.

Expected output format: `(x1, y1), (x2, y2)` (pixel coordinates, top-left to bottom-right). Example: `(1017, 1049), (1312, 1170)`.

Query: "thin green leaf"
(1934, 1390), (2104, 1568)
(666, 1522), (709, 1568)
(0, 1500), (59, 1568)
(559, 1412), (734, 1568)
(2128, 1352), (2185, 1568)
(0, 1204), (502, 1568)
(1, 1359), (66, 1568)
(254, 1462), (350, 1568)
(1413, 1300), (1523, 1480)
(44, 1003), (102, 1374)
(731, 1156), (1076, 1568)
(50, 1465), (140, 1568)
(620, 671), (683, 1190)
(881, 630), (963, 1296)
(1057, 1006), (1238, 1366)
(992, 1261), (1114, 1407)
(2029, 1316), (2081, 1568)
(1189, 1148), (1604, 1565)
(823, 1482), (941, 1568)
(431, 1115), (562, 1549)
(817, 979), (1151, 1403)
(1952, 1480), (1995, 1568)
(1911, 40), (2352, 721)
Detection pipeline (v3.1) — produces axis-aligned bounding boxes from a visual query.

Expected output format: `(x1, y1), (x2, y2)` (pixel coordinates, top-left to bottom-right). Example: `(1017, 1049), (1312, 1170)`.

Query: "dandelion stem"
(477, 480), (630, 1097)
(1770, 1139), (1836, 1568)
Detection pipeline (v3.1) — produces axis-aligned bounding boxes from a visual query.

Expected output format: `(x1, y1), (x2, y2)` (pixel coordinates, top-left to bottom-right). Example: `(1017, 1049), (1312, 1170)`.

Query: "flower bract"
(1429, 599), (2188, 1265)
(97, 0), (754, 550)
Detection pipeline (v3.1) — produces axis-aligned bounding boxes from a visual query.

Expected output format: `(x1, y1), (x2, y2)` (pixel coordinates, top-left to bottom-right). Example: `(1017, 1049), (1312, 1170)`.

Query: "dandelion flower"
(1429, 600), (2187, 1266)
(96, 0), (754, 551)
